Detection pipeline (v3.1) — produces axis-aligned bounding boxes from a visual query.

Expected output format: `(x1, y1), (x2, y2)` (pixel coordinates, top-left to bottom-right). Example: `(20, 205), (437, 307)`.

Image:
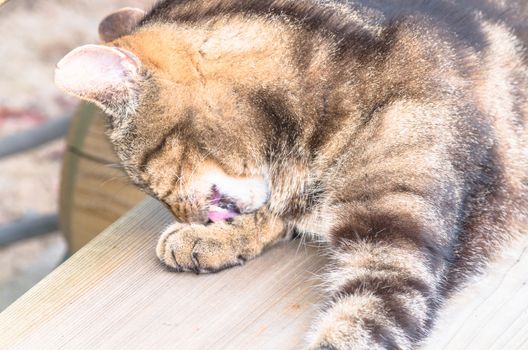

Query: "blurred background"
(0, 0), (154, 311)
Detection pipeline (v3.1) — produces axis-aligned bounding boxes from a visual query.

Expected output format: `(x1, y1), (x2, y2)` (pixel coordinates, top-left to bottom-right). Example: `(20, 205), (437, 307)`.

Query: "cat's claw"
(156, 222), (247, 273)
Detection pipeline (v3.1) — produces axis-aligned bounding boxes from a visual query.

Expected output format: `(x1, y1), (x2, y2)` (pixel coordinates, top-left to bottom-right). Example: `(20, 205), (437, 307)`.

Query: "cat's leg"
(308, 204), (451, 350)
(156, 207), (285, 273)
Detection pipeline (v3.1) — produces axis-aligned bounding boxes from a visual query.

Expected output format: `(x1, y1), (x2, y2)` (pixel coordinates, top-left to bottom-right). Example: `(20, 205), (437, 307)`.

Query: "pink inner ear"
(55, 44), (140, 101)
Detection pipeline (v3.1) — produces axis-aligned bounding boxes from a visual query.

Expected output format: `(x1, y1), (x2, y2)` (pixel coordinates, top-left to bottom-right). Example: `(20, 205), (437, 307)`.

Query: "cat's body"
(55, 0), (527, 348)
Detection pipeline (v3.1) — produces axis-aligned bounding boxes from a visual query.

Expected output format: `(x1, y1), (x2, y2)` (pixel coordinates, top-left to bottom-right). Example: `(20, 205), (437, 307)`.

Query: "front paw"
(156, 222), (248, 274)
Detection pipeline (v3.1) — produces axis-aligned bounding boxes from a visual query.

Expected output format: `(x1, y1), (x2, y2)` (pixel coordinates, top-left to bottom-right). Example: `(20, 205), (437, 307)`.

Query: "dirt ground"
(0, 0), (153, 311)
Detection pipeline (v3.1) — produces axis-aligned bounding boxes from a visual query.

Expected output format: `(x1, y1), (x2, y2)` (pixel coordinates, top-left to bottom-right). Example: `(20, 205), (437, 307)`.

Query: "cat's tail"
(508, 1), (528, 46)
(307, 237), (445, 350)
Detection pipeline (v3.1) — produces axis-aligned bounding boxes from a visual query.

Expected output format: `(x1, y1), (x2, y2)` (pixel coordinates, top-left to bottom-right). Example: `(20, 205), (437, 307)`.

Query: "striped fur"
(56, 0), (528, 348)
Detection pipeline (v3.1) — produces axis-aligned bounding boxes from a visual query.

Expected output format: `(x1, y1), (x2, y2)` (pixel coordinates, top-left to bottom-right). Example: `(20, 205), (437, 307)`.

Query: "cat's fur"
(55, 0), (528, 348)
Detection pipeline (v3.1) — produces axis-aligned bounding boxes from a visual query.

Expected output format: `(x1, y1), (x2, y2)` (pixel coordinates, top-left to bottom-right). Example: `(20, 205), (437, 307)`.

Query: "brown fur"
(58, 0), (527, 348)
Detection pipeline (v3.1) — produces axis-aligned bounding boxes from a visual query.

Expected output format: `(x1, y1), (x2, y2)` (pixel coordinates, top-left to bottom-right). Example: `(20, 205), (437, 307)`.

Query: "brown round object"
(60, 103), (145, 252)
(98, 7), (146, 43)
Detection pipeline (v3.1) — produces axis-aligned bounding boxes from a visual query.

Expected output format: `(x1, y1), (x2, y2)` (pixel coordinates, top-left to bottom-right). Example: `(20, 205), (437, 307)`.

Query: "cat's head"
(55, 7), (306, 224)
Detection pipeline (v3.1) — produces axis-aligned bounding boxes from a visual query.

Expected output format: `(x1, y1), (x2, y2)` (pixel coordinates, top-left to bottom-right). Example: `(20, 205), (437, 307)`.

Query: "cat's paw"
(307, 331), (349, 350)
(156, 222), (248, 273)
(306, 295), (408, 350)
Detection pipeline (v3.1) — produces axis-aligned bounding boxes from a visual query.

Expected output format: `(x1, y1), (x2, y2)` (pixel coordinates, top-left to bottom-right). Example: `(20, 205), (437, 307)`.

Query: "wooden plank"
(64, 155), (144, 250)
(425, 227), (528, 350)
(0, 198), (527, 349)
(0, 198), (325, 350)
(60, 104), (145, 252)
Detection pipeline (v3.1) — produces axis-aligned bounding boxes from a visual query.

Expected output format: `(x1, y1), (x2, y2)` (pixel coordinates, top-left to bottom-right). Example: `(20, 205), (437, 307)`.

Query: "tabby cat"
(55, 0), (528, 348)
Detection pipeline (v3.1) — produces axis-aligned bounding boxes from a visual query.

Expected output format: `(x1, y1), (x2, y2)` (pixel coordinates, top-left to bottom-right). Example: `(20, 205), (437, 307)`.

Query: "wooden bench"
(0, 198), (527, 349)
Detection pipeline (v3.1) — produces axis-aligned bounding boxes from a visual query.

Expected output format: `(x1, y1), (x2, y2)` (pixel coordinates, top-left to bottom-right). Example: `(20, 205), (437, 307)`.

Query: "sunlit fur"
(60, 0), (527, 348)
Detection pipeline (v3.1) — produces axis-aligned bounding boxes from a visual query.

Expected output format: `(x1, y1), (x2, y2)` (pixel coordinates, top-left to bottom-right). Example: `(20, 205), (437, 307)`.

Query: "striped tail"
(308, 236), (446, 350)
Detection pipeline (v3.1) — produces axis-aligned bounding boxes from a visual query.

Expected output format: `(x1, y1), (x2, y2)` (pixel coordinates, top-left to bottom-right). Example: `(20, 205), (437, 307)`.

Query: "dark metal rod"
(0, 115), (70, 159)
(0, 214), (59, 246)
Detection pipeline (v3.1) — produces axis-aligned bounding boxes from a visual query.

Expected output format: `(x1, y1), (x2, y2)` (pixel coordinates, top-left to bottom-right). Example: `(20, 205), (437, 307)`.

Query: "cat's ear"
(99, 7), (146, 43)
(55, 44), (141, 115)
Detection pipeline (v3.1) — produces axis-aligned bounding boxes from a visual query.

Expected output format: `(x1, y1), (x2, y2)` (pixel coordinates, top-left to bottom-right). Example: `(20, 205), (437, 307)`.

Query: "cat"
(54, 1), (528, 348)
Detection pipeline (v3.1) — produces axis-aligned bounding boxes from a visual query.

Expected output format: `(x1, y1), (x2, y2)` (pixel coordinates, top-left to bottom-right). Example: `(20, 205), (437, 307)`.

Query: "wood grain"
(0, 198), (527, 349)
(426, 227), (528, 350)
(0, 198), (326, 350)
(60, 103), (145, 252)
